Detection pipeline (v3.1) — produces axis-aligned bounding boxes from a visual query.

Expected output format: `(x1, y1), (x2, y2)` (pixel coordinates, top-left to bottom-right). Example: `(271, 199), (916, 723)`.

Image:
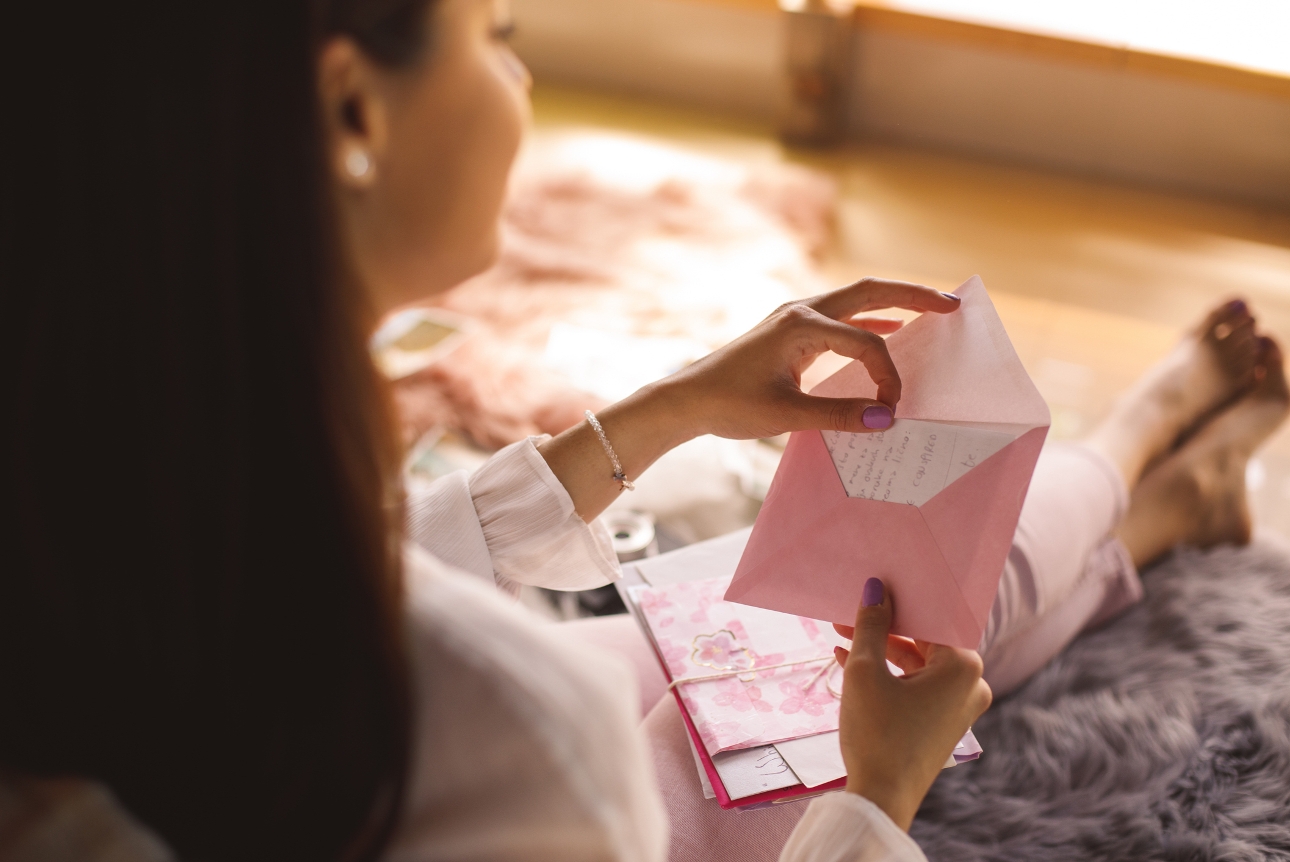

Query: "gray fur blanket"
(913, 538), (1290, 861)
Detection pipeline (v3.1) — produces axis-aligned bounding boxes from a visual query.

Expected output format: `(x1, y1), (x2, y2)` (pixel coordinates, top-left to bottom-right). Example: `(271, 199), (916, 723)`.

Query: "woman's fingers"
(969, 677), (994, 720)
(835, 625), (926, 676)
(834, 627), (924, 676)
(785, 308), (901, 407)
(919, 642), (983, 676)
(653, 275), (960, 445)
(784, 393), (895, 434)
(884, 635), (926, 675)
(848, 317), (904, 335)
(807, 277), (961, 321)
(917, 643), (990, 713)
(832, 577), (993, 830)
(846, 577), (896, 679)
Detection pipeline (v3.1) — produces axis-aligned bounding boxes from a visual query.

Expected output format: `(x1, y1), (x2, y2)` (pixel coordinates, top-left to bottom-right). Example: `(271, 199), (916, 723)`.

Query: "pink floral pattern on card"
(777, 678), (835, 716)
(655, 636), (691, 678)
(638, 590), (673, 617)
(634, 575), (841, 754)
(691, 631), (752, 671)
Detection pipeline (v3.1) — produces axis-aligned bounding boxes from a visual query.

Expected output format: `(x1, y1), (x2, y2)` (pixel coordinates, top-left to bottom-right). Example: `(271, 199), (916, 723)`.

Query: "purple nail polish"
(861, 577), (884, 608)
(940, 292), (960, 301)
(1229, 299), (1248, 314)
(862, 405), (892, 429)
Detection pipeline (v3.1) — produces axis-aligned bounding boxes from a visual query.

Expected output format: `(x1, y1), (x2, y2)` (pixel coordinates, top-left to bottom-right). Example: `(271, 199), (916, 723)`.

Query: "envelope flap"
(918, 425), (1049, 632)
(811, 276), (1051, 428)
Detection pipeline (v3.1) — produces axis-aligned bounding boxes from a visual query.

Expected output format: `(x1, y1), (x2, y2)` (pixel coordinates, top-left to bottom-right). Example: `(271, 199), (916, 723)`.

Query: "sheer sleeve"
(779, 794), (929, 862)
(405, 436), (620, 593)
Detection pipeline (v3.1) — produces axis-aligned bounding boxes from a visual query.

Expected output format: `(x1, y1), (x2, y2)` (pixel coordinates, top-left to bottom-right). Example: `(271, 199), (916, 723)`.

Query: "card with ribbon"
(630, 574), (842, 755)
(621, 529), (984, 809)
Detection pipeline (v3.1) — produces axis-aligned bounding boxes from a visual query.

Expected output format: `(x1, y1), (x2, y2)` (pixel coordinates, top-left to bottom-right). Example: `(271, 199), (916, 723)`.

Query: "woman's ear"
(317, 37), (391, 191)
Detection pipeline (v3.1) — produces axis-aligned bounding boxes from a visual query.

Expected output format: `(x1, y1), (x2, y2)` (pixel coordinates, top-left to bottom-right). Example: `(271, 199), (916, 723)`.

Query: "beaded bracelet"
(585, 410), (634, 491)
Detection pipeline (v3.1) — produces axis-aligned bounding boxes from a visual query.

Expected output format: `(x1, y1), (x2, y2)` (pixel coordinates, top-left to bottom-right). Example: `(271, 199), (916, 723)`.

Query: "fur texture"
(913, 538), (1290, 861)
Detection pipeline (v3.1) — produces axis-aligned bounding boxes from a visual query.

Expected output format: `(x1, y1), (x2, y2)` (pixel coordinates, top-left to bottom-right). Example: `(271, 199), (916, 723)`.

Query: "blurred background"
(380, 0), (1290, 617)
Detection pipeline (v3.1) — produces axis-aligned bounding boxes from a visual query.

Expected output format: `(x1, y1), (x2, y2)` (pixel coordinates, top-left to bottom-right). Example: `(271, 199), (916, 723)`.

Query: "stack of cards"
(619, 529), (981, 810)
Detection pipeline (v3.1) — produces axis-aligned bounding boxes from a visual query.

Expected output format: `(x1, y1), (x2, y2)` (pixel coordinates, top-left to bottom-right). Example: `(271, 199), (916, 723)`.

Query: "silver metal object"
(603, 509), (659, 563)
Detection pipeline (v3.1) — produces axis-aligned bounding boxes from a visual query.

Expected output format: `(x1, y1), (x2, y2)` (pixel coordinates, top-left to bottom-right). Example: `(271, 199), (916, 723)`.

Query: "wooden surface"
(531, 84), (1290, 534)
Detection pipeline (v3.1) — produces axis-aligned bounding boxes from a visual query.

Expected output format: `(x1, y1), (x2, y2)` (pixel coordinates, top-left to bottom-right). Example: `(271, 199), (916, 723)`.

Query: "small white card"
(774, 732), (846, 789)
(822, 419), (1020, 507)
(711, 745), (802, 800)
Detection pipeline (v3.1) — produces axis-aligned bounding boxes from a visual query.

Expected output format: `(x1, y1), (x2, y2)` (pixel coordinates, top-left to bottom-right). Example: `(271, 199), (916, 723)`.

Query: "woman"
(2, 0), (1285, 860)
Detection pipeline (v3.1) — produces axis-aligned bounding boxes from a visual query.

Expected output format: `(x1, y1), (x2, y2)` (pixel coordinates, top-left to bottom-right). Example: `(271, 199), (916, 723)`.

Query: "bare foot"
(1085, 299), (1259, 488)
(1116, 336), (1289, 569)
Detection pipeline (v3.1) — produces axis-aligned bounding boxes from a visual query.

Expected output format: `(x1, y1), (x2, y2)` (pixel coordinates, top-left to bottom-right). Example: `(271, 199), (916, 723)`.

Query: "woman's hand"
(833, 578), (992, 831)
(538, 278), (960, 521)
(666, 278), (961, 440)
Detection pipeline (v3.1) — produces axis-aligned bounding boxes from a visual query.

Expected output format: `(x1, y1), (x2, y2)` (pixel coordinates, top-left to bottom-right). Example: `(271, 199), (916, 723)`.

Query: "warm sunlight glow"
(875, 0), (1290, 75)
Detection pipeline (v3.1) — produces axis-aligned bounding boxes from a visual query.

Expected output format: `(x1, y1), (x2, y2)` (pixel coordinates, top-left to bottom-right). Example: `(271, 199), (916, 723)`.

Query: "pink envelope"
(724, 276), (1050, 649)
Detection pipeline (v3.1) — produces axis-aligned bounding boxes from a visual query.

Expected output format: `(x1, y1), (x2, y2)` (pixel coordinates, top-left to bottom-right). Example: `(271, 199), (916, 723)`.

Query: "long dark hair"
(1, 1), (433, 858)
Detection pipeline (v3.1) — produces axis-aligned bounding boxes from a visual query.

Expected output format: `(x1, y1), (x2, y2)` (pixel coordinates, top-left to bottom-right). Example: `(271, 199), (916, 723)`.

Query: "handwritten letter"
(821, 419), (1017, 507)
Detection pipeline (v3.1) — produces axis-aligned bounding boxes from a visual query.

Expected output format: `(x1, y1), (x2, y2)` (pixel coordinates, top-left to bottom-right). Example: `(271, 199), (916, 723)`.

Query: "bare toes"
(1202, 304), (1259, 381)
(1198, 298), (1253, 339)
(1253, 335), (1290, 403)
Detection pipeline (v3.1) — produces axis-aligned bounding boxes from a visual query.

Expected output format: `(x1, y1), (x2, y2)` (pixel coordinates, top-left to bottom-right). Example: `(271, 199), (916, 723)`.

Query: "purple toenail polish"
(941, 292), (960, 301)
(862, 577), (884, 608)
(862, 405), (893, 429)
(1229, 299), (1248, 314)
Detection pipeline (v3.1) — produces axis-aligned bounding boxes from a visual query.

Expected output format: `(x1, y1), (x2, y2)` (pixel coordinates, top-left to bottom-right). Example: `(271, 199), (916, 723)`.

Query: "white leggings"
(980, 443), (1142, 696)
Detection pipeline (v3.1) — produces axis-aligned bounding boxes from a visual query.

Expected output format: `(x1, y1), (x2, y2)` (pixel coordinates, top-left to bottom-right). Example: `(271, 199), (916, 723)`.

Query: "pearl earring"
(345, 150), (371, 179)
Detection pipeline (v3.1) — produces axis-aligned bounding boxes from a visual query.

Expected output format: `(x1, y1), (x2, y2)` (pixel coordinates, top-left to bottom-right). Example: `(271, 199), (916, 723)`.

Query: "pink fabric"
(559, 615), (670, 719)
(391, 141), (836, 450)
(631, 442), (1141, 861)
(643, 696), (811, 862)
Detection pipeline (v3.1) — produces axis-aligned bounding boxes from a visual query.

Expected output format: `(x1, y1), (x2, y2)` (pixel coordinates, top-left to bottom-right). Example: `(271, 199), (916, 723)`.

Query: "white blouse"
(0, 438), (926, 862)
